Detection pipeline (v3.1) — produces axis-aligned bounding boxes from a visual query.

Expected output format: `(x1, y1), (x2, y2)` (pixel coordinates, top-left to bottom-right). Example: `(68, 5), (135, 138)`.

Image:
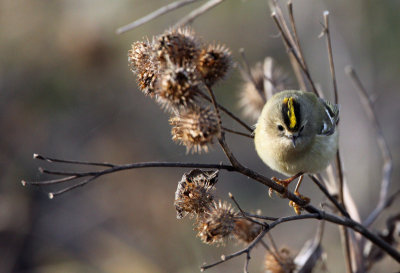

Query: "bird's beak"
(290, 134), (298, 148)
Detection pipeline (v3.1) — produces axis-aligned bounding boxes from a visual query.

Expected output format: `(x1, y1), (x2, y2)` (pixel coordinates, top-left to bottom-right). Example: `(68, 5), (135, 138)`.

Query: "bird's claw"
(289, 192), (310, 215)
(269, 177), (289, 198)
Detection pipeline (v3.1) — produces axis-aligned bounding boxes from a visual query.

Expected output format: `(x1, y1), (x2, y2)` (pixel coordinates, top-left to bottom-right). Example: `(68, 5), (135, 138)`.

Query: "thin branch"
(321, 11), (338, 104)
(221, 127), (254, 139)
(174, 0), (224, 28)
(270, 0), (307, 91)
(266, 233), (280, 256)
(309, 175), (349, 218)
(203, 84), (244, 169)
(260, 239), (285, 267)
(33, 153), (115, 167)
(271, 13), (319, 96)
(200, 213), (323, 271)
(198, 91), (253, 133)
(345, 66), (393, 228)
(320, 16), (353, 270)
(229, 193), (265, 226)
(383, 189), (400, 210)
(204, 85), (223, 133)
(23, 154), (400, 262)
(335, 151), (353, 273)
(23, 157), (235, 197)
(201, 227), (268, 271)
(22, 175), (78, 186)
(116, 0), (200, 34)
(287, 1), (307, 70)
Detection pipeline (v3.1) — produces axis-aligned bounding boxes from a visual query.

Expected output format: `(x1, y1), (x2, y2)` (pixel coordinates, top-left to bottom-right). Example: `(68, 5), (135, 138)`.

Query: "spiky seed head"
(233, 218), (262, 244)
(196, 201), (238, 245)
(197, 44), (232, 86)
(239, 62), (266, 121)
(155, 27), (201, 67)
(265, 248), (296, 273)
(128, 41), (159, 96)
(156, 64), (201, 111)
(169, 106), (220, 153)
(239, 58), (290, 121)
(174, 169), (219, 219)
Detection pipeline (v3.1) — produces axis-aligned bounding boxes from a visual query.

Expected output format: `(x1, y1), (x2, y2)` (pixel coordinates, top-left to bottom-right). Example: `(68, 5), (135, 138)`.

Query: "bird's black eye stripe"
(277, 125), (284, 131)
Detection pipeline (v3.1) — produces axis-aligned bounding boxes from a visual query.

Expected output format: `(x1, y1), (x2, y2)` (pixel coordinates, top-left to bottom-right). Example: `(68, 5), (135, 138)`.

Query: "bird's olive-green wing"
(318, 98), (339, 136)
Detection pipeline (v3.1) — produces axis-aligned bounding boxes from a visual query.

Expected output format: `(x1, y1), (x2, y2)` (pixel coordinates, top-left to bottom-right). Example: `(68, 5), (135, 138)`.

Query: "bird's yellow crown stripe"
(283, 97), (297, 129)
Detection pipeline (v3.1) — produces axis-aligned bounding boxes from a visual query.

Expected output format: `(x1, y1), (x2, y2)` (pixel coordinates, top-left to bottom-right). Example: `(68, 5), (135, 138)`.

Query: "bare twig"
(321, 11), (338, 104)
(229, 193), (265, 226)
(23, 154), (235, 198)
(271, 13), (318, 96)
(198, 91), (253, 132)
(335, 151), (354, 273)
(203, 84), (245, 169)
(221, 127), (254, 139)
(33, 153), (115, 167)
(201, 227), (268, 271)
(345, 66), (393, 228)
(23, 153), (400, 262)
(116, 0), (200, 34)
(321, 14), (353, 269)
(175, 0), (224, 27)
(202, 213), (321, 271)
(309, 175), (349, 217)
(287, 1), (307, 70)
(270, 1), (307, 91)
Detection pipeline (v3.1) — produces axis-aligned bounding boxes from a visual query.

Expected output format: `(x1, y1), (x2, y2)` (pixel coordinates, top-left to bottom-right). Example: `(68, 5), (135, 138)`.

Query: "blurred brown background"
(1, 0), (399, 272)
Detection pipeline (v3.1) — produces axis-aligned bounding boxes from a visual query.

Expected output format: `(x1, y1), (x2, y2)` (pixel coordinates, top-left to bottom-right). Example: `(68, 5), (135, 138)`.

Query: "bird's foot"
(268, 185), (288, 198)
(289, 192), (310, 215)
(271, 175), (298, 187)
(269, 173), (303, 199)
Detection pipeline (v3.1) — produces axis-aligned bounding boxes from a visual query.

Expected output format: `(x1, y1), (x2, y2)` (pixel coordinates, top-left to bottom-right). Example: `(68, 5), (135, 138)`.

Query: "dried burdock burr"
(239, 57), (288, 121)
(196, 200), (238, 245)
(169, 106), (220, 153)
(155, 63), (201, 111)
(233, 218), (262, 244)
(197, 44), (232, 86)
(128, 41), (159, 96)
(264, 248), (296, 273)
(174, 169), (219, 219)
(239, 61), (266, 121)
(155, 27), (201, 67)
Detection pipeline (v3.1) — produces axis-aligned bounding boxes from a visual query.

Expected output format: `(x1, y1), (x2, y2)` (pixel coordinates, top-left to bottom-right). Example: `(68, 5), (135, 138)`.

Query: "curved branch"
(346, 66), (393, 228)
(116, 0), (200, 34)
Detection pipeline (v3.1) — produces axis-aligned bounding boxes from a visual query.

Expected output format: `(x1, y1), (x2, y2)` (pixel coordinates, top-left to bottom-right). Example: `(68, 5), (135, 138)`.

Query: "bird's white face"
(274, 119), (309, 150)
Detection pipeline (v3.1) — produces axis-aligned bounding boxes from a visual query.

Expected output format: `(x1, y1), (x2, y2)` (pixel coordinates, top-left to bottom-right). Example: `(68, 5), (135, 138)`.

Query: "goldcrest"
(254, 90), (339, 177)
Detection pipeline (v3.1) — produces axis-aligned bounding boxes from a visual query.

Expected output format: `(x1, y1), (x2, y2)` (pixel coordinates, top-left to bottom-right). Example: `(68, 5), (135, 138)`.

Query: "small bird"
(254, 90), (339, 212)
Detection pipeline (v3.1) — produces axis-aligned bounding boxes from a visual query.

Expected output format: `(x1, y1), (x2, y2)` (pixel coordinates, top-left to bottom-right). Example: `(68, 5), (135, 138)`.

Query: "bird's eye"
(277, 125), (284, 131)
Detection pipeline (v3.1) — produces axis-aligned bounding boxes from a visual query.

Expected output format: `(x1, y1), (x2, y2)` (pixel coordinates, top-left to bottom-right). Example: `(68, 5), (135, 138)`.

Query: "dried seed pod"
(239, 57), (289, 121)
(239, 62), (266, 121)
(169, 106), (220, 153)
(196, 201), (238, 245)
(128, 41), (159, 96)
(233, 218), (262, 244)
(174, 169), (219, 219)
(156, 63), (201, 111)
(155, 27), (201, 67)
(197, 44), (232, 86)
(265, 248), (296, 273)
